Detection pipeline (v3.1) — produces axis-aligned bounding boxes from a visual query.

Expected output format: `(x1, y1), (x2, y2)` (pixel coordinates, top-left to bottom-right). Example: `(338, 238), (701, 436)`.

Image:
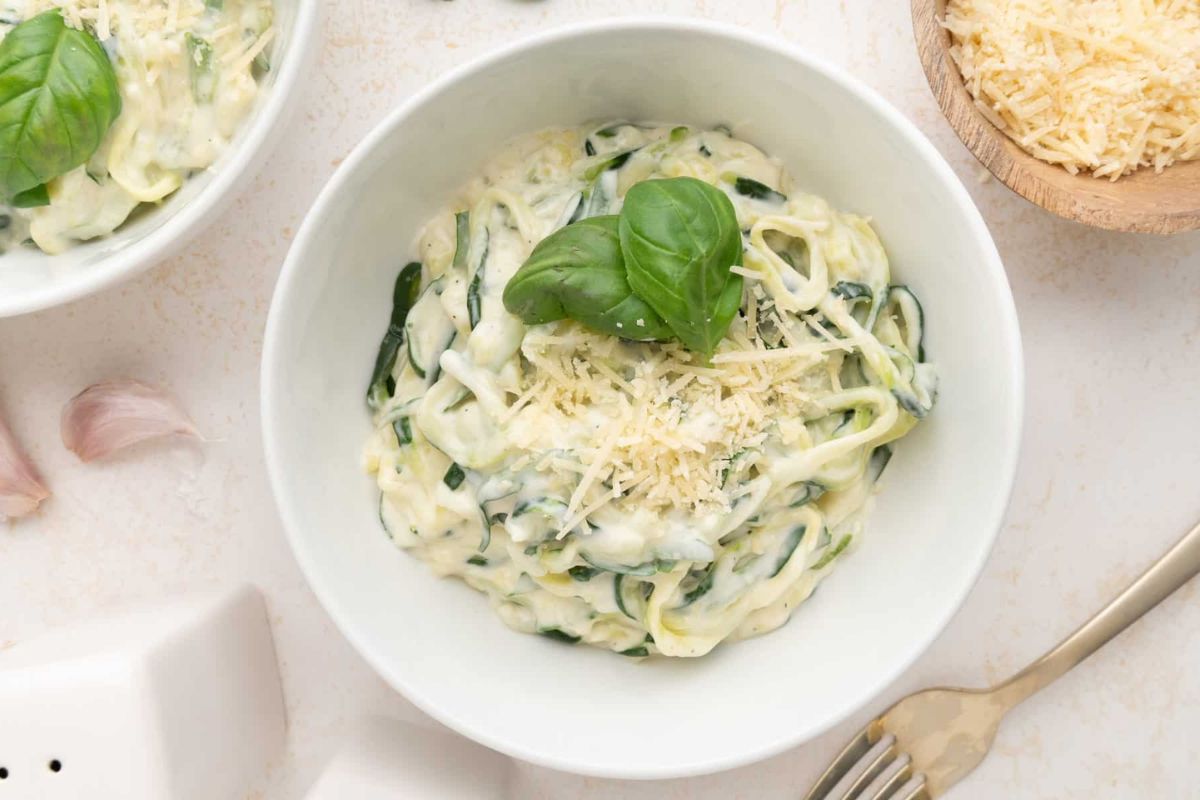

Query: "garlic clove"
(62, 379), (200, 463)
(0, 413), (50, 519)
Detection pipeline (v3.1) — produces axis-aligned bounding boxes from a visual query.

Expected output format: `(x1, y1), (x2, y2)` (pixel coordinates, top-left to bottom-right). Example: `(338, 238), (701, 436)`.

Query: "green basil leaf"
(10, 183), (49, 208)
(0, 11), (121, 203)
(619, 177), (744, 357)
(502, 216), (672, 341)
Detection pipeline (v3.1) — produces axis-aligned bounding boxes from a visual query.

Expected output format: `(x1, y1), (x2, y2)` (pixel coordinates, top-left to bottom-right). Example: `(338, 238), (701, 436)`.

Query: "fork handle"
(993, 519), (1200, 709)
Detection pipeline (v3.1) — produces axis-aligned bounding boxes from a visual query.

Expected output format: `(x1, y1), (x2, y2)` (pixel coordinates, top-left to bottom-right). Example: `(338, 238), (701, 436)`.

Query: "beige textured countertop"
(2, 1), (1199, 797)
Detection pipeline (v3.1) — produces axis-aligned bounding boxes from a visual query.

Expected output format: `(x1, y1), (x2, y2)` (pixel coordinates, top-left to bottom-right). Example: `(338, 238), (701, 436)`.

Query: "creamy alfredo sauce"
(364, 124), (936, 658)
(0, 0), (273, 254)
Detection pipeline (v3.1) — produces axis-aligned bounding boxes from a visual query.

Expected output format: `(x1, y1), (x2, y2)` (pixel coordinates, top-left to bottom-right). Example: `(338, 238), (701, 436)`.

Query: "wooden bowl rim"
(910, 0), (1200, 235)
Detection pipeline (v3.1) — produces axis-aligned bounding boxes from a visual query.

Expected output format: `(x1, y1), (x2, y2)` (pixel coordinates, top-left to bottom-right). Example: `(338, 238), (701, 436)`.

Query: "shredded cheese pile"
(28, 0), (274, 68)
(28, 0), (202, 41)
(504, 284), (835, 523)
(945, 0), (1200, 179)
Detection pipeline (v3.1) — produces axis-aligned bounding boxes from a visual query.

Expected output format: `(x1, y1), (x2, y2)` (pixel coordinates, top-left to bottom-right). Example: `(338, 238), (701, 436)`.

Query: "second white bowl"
(263, 18), (1023, 779)
(0, 0), (320, 318)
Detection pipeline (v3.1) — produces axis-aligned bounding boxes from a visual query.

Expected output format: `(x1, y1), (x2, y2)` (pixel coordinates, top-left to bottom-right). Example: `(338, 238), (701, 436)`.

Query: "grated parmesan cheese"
(945, 0), (1200, 179)
(505, 309), (826, 521)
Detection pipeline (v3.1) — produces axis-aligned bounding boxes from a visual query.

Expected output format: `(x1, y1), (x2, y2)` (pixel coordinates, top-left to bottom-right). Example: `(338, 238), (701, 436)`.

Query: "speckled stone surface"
(2, 2), (1199, 798)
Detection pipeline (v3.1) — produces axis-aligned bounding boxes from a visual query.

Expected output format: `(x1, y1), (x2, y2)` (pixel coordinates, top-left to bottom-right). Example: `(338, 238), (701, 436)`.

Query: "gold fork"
(803, 519), (1200, 800)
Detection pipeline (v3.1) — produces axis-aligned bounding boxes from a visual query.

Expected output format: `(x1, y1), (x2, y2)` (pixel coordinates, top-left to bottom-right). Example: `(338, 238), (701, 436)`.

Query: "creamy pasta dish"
(363, 123), (937, 658)
(0, 0), (274, 254)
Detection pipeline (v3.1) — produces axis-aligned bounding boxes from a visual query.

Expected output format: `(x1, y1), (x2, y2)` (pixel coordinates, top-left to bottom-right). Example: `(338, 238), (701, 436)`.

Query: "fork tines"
(803, 728), (930, 800)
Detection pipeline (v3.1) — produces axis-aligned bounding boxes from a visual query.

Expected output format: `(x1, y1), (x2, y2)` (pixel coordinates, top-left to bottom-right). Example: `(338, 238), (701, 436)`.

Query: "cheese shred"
(945, 0), (1200, 179)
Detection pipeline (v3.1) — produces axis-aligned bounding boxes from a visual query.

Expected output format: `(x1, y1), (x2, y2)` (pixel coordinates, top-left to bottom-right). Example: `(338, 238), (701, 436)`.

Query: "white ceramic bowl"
(263, 18), (1023, 780)
(0, 0), (320, 318)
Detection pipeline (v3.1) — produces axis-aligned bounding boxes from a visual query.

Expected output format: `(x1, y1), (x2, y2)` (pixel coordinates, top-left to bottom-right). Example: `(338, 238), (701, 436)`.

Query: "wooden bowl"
(911, 0), (1200, 234)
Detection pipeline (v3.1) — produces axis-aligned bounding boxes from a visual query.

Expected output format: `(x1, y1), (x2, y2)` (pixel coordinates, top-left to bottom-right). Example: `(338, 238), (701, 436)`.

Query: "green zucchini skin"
(477, 507), (493, 553)
(512, 497), (568, 518)
(366, 262), (423, 410)
(583, 554), (676, 576)
(583, 148), (638, 181)
(789, 482), (826, 507)
(538, 628), (581, 644)
(832, 281), (874, 327)
(185, 33), (216, 103)
(678, 565), (716, 607)
(452, 211), (470, 270)
(377, 495), (392, 539)
(467, 272), (483, 329)
(733, 176), (787, 204)
(404, 281), (456, 383)
(719, 448), (749, 488)
(811, 534), (852, 571)
(614, 574), (647, 620)
(769, 524), (808, 578)
(391, 417), (412, 445)
(868, 444), (893, 483)
(880, 285), (926, 361)
(378, 495), (412, 543)
(443, 463), (466, 490)
(871, 284), (936, 418)
(568, 565), (602, 581)
(467, 227), (489, 330)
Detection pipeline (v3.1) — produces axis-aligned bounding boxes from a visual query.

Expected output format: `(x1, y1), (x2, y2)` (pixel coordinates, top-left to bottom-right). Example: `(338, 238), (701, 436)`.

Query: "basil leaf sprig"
(619, 177), (743, 356)
(502, 177), (744, 357)
(502, 216), (672, 341)
(0, 11), (122, 205)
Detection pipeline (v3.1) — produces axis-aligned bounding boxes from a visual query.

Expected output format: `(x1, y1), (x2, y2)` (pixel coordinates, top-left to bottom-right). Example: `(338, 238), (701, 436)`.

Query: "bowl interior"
(0, 0), (311, 317)
(263, 20), (1022, 779)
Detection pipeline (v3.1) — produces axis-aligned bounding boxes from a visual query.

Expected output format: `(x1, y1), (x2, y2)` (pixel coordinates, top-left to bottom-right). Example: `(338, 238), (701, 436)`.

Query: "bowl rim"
(262, 15), (1025, 779)
(0, 0), (323, 319)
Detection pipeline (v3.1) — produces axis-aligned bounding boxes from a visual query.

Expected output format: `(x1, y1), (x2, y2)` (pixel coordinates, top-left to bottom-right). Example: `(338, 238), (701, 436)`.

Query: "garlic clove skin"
(61, 379), (200, 463)
(0, 413), (50, 520)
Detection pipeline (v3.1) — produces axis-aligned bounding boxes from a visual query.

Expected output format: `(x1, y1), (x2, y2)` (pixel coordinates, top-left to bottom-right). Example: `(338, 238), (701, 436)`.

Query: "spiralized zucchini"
(364, 124), (937, 658)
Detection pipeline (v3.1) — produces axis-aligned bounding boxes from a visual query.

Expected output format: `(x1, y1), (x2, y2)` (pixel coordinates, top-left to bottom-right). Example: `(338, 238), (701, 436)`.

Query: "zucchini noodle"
(364, 124), (937, 658)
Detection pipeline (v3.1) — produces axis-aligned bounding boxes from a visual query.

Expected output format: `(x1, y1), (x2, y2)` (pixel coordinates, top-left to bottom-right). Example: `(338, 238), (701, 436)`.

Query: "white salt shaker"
(305, 716), (512, 799)
(0, 585), (286, 799)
